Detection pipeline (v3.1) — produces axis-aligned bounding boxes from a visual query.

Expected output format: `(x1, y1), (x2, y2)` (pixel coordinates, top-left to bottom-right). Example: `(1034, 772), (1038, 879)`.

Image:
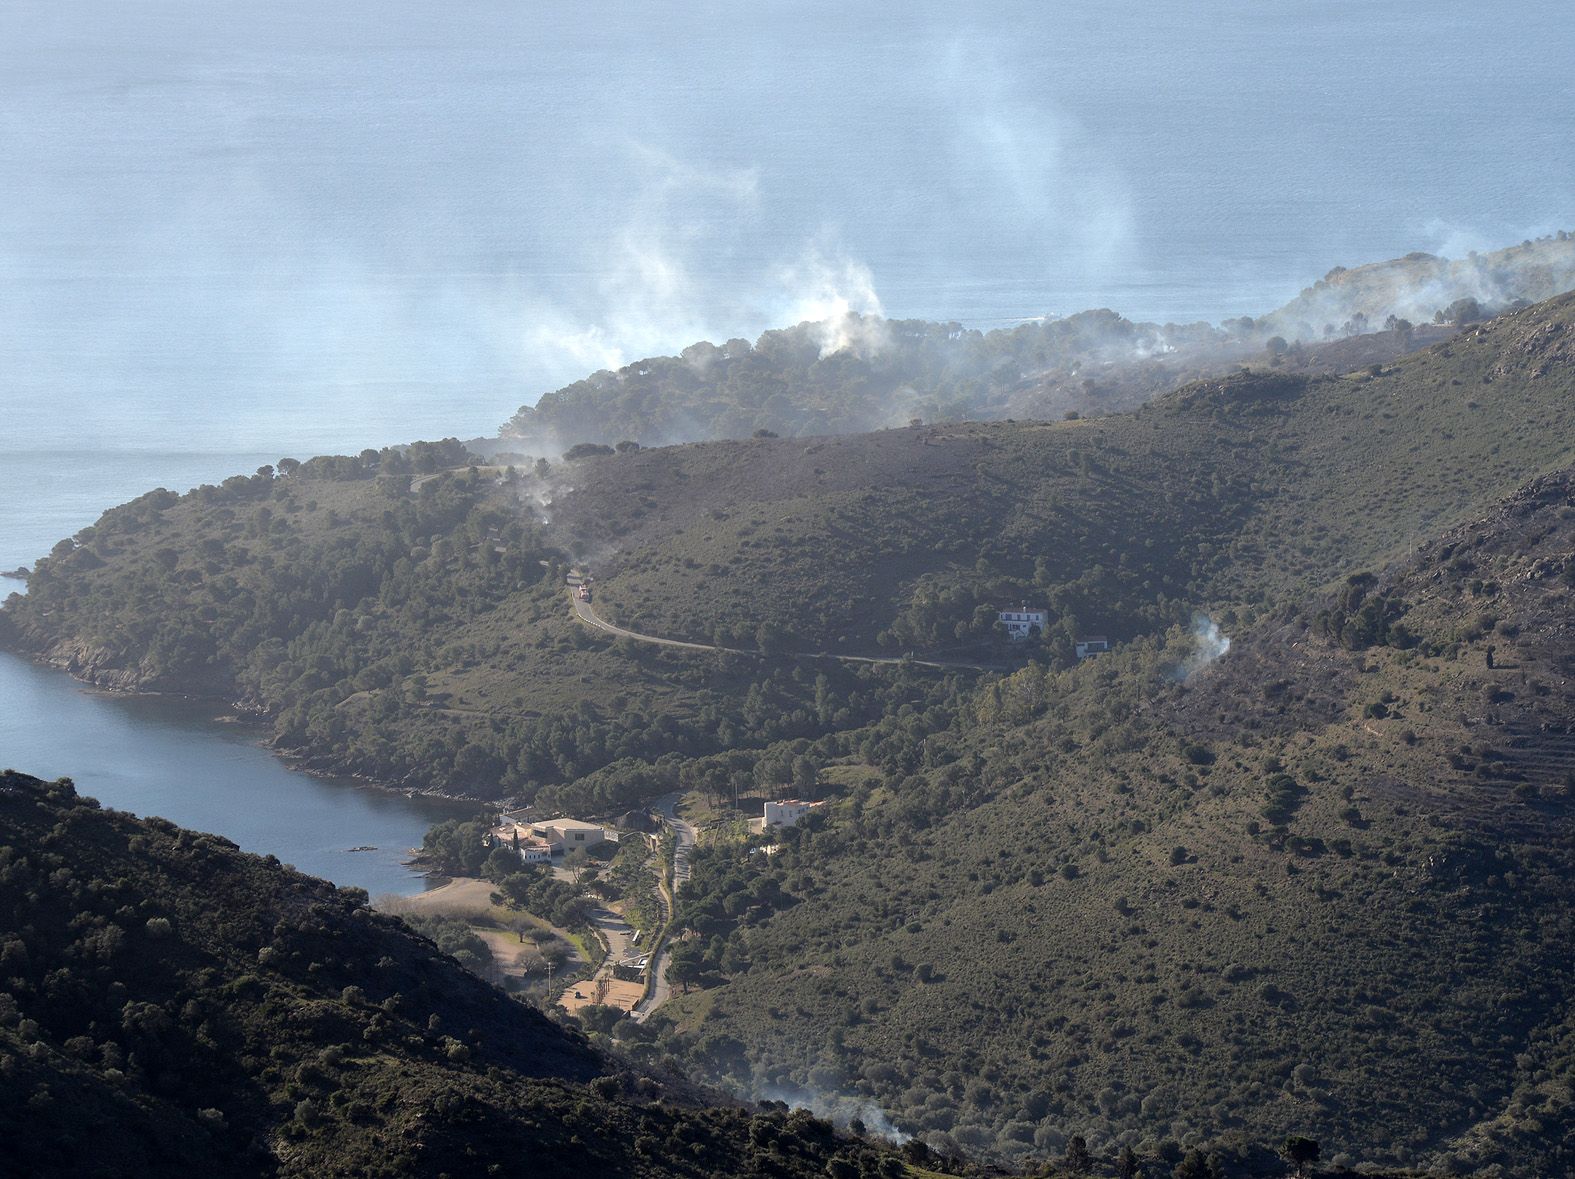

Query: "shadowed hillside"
(6, 287), (1575, 1178)
(555, 292), (1575, 655)
(7, 295), (1575, 811)
(0, 770), (955, 1178)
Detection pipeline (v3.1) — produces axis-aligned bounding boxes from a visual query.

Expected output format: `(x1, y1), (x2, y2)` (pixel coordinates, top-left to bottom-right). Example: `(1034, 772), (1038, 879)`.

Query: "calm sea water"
(1, 0), (1571, 876)
(1, 1), (1570, 452)
(0, 651), (474, 895)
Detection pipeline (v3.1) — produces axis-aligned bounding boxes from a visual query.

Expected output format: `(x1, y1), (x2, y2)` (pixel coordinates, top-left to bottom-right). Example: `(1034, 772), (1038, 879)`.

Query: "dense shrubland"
(626, 479), (1575, 1174)
(8, 273), (1575, 1177)
(11, 296), (1575, 807)
(2, 450), (945, 799)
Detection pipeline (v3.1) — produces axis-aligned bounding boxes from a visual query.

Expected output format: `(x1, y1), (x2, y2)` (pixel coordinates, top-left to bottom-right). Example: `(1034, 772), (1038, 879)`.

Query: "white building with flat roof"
(998, 606), (1049, 641)
(530, 818), (609, 852)
(763, 799), (825, 829)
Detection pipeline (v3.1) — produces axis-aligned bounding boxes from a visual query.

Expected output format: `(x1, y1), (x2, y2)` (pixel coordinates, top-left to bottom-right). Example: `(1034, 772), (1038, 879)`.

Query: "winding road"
(569, 590), (999, 672)
(632, 792), (695, 1022)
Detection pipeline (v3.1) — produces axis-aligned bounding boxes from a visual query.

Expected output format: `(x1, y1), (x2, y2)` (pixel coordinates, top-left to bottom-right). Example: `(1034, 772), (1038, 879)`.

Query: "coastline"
(0, 637), (493, 808)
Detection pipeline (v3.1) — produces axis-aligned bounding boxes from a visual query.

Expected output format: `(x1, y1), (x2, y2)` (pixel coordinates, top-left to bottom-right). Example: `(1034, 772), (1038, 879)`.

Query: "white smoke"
(514, 143), (898, 382)
(1174, 612), (1230, 681)
(758, 1083), (911, 1144)
(519, 144), (760, 375)
(777, 251), (891, 358)
(1258, 230), (1575, 342)
(936, 37), (1137, 293)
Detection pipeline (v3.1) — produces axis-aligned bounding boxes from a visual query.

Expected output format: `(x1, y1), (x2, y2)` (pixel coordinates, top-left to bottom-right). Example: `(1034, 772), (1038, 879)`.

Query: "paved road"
(632, 792), (696, 1022)
(570, 591), (998, 672)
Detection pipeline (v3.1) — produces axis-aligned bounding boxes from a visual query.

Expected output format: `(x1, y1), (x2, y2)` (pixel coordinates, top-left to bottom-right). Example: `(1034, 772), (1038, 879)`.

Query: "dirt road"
(570, 591), (998, 672)
(559, 903), (644, 1015)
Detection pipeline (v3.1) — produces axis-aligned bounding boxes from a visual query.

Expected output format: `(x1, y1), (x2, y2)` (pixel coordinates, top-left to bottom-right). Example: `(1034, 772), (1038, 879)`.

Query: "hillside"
(640, 468), (1575, 1174)
(0, 769), (952, 1179)
(491, 235), (1575, 452)
(8, 294), (1575, 811)
(5, 287), (1575, 1177)
(549, 292), (1575, 654)
(1260, 235), (1575, 342)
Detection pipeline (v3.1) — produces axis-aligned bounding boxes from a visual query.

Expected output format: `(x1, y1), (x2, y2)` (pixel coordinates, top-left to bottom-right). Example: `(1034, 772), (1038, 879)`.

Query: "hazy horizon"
(3, 0), (1571, 456)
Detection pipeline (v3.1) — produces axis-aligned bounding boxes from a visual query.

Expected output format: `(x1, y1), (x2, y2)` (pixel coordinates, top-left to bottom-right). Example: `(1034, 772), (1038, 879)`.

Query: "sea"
(1, 0), (1571, 886)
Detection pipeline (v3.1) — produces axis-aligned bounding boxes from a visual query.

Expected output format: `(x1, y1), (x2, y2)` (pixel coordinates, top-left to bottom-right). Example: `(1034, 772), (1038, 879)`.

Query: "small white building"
(763, 799), (825, 829)
(1075, 635), (1110, 659)
(998, 606), (1049, 641)
(517, 839), (553, 864)
(492, 821), (555, 864)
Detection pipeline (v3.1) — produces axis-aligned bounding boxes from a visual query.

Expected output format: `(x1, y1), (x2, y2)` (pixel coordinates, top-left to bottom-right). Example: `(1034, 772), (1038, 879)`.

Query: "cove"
(0, 649), (476, 897)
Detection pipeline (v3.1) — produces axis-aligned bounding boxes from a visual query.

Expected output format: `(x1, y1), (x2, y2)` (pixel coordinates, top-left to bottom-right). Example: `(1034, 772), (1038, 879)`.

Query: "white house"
(492, 821), (555, 864)
(517, 839), (553, 864)
(763, 799), (825, 829)
(997, 606), (1049, 641)
(1075, 635), (1111, 659)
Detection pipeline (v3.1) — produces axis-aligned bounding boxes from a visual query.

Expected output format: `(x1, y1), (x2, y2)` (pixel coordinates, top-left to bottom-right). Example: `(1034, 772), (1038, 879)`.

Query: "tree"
(1173, 1148), (1220, 1179)
(1116, 1146), (1140, 1179)
(668, 940), (706, 993)
(755, 620), (791, 655)
(1281, 1136), (1320, 1178)
(1064, 1134), (1092, 1175)
(564, 848), (592, 884)
(563, 443), (615, 461)
(1443, 297), (1483, 325)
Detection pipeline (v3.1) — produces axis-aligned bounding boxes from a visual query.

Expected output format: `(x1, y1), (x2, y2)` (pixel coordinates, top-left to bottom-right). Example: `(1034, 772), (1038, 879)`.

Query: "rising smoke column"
(1173, 612), (1230, 681)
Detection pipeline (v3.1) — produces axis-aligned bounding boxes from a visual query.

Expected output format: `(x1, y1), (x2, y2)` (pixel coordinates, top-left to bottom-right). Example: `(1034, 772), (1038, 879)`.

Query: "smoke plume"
(1173, 613), (1231, 682)
(758, 1083), (910, 1144)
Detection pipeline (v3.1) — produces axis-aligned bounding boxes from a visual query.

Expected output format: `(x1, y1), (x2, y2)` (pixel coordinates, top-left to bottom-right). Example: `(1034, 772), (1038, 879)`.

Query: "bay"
(0, 650), (475, 897)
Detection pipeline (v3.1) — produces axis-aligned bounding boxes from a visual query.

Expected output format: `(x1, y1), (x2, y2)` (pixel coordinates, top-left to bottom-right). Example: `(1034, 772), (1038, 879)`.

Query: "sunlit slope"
(565, 293), (1575, 650)
(653, 468), (1575, 1174)
(6, 295), (1575, 804)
